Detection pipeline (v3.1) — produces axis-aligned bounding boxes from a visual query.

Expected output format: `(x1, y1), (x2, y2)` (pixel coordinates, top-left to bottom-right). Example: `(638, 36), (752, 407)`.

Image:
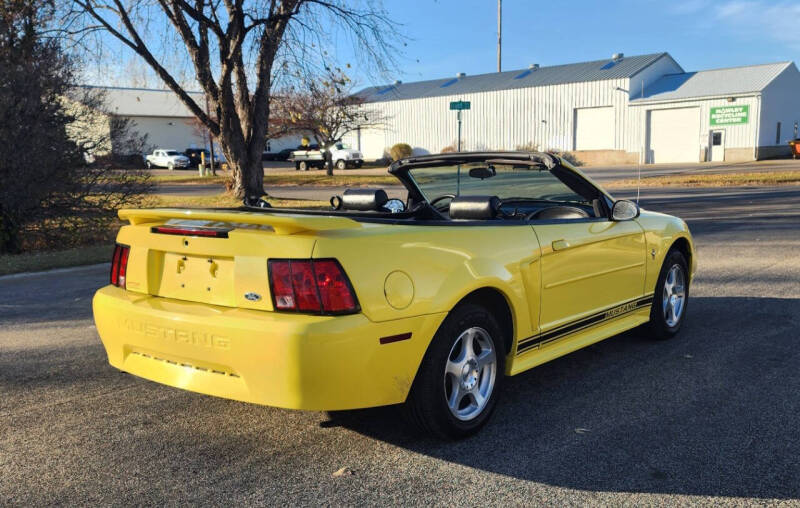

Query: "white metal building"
(80, 86), (305, 156)
(352, 53), (800, 164)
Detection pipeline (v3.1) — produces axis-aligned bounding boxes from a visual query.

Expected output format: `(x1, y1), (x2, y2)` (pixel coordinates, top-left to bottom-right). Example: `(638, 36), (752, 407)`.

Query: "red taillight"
(110, 244), (130, 288)
(268, 259), (359, 314)
(151, 226), (230, 238)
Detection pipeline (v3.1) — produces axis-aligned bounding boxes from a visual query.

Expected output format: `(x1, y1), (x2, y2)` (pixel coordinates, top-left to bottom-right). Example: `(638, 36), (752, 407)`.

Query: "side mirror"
(611, 199), (639, 221)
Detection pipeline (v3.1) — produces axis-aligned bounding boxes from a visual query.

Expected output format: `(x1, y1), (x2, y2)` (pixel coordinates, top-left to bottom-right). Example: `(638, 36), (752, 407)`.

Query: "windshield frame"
(388, 151), (612, 214)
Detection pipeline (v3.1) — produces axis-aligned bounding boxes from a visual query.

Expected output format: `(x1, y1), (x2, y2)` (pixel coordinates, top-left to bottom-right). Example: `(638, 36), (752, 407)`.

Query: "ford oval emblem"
(244, 292), (262, 302)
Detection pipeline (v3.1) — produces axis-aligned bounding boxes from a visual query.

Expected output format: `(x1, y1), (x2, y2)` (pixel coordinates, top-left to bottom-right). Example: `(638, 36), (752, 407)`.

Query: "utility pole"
(497, 0), (502, 72)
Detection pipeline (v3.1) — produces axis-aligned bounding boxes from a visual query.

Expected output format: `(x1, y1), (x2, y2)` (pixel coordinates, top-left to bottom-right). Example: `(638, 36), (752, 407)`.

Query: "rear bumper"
(93, 286), (445, 410)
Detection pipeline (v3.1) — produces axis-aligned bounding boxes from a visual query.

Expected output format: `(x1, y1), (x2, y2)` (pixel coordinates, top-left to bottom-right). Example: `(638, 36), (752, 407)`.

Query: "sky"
(342, 0), (800, 88)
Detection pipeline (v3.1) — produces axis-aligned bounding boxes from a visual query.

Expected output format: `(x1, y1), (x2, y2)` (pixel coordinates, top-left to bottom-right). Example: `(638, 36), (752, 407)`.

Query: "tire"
(335, 159), (347, 170)
(167, 162), (174, 171)
(299, 161), (308, 171)
(403, 302), (505, 439)
(145, 160), (152, 169)
(649, 249), (690, 340)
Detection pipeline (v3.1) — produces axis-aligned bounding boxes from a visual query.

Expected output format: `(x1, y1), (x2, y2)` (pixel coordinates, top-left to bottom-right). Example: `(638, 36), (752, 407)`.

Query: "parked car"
(288, 142), (363, 171)
(184, 148), (222, 168)
(145, 149), (191, 170)
(93, 151), (695, 439)
(262, 148), (295, 162)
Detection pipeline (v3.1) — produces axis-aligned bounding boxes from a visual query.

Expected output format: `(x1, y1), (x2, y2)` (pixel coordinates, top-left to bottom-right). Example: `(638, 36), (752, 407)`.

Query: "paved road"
(2, 186), (799, 504)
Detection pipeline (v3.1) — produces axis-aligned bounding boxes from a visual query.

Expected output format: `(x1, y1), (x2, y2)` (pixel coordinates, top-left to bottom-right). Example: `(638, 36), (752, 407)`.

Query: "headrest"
(339, 188), (389, 211)
(448, 195), (501, 220)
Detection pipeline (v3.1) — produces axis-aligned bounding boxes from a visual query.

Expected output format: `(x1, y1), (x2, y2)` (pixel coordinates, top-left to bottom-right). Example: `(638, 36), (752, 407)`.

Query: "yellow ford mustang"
(93, 152), (695, 439)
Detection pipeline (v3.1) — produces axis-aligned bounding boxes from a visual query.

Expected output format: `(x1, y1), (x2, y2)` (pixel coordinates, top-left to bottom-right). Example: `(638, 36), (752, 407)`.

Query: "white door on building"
(709, 130), (725, 162)
(574, 107), (614, 151)
(646, 107), (700, 163)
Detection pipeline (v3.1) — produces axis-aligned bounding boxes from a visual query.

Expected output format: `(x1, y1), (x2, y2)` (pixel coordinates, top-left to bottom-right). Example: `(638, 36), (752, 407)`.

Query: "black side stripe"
(517, 295), (654, 355)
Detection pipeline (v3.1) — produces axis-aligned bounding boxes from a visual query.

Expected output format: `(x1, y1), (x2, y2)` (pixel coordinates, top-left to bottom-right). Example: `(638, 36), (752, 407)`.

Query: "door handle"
(552, 239), (570, 251)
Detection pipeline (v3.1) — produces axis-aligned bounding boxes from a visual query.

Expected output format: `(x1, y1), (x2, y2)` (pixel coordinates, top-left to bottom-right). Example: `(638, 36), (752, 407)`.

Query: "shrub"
(440, 143), (457, 153)
(389, 143), (412, 161)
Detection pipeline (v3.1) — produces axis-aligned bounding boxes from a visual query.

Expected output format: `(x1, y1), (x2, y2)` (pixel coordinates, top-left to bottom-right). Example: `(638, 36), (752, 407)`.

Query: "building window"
(776, 122), (781, 144)
(711, 131), (722, 146)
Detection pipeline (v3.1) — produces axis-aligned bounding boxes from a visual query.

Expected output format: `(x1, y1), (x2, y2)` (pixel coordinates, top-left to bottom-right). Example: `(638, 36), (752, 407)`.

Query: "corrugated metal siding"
(758, 64), (800, 146)
(629, 96), (760, 153)
(354, 77), (635, 156)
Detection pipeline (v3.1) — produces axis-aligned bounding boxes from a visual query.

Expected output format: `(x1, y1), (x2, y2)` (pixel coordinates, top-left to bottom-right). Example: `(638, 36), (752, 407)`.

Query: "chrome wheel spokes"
(443, 327), (497, 421)
(662, 264), (686, 327)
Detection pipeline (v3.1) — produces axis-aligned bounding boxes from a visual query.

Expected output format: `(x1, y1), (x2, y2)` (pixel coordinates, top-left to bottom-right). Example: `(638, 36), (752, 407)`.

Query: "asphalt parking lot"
(2, 184), (799, 505)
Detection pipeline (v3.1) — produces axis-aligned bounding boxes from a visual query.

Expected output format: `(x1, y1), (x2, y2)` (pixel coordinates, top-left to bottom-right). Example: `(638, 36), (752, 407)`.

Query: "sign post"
(449, 100), (471, 195)
(449, 100), (471, 152)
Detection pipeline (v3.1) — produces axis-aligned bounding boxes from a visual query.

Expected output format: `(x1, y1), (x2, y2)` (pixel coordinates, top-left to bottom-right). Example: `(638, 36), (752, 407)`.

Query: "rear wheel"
(649, 249), (689, 339)
(298, 161), (308, 171)
(145, 160), (152, 169)
(404, 302), (505, 439)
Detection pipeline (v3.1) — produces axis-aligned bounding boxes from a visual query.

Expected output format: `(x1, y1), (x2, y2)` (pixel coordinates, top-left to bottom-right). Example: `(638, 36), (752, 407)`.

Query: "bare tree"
(69, 0), (398, 199)
(284, 69), (386, 174)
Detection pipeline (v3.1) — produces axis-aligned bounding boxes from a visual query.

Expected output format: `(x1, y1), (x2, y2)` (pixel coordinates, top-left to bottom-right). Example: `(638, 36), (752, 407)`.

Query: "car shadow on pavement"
(327, 296), (800, 500)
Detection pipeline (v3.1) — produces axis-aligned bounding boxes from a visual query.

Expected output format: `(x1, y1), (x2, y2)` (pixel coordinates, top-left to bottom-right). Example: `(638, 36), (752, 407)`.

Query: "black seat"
(448, 195), (501, 220)
(339, 189), (389, 211)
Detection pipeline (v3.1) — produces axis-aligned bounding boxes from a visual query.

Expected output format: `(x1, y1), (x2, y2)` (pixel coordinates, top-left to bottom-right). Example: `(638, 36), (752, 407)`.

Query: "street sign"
(710, 105), (749, 126)
(449, 100), (471, 111)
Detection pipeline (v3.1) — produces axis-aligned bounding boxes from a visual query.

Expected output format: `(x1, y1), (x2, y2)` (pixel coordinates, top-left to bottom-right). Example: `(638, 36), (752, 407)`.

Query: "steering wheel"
(429, 194), (456, 209)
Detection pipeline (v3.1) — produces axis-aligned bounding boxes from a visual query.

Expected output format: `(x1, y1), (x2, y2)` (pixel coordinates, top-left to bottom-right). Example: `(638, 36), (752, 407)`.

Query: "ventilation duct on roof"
(529, 64), (539, 70)
(612, 52), (624, 62)
(456, 72), (466, 78)
(394, 80), (402, 85)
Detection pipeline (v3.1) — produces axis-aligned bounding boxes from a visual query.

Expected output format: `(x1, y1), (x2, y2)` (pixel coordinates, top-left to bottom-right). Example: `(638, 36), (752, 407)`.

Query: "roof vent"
(456, 72), (466, 78)
(394, 80), (402, 85)
(529, 64), (540, 70)
(612, 52), (624, 62)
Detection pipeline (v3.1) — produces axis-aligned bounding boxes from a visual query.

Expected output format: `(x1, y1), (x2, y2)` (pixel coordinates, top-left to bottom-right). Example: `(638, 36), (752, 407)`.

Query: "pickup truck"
(288, 142), (364, 171)
(145, 149), (191, 170)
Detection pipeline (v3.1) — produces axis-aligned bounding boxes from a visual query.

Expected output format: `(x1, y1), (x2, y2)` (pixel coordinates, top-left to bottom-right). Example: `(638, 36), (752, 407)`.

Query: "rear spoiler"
(118, 208), (362, 235)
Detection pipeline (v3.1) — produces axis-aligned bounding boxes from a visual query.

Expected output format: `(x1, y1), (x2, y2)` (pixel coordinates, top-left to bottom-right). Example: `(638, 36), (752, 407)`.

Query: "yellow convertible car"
(93, 152), (695, 439)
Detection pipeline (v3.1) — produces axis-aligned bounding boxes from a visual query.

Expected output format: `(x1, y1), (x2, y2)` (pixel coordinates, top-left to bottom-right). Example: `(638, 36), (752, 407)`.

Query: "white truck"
(288, 142), (364, 171)
(145, 149), (191, 170)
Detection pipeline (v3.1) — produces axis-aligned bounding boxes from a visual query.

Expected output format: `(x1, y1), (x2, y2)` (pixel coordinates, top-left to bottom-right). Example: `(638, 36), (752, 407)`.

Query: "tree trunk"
(229, 155), (265, 200)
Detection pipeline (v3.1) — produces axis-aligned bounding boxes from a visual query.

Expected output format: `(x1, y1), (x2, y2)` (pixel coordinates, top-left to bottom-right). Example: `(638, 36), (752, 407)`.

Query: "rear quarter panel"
(311, 224), (543, 345)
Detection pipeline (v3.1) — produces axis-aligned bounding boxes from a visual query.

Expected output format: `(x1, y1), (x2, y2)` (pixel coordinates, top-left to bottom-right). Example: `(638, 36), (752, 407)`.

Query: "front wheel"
(649, 249), (689, 339)
(298, 161), (308, 171)
(404, 302), (505, 439)
(335, 159), (347, 170)
(167, 162), (174, 171)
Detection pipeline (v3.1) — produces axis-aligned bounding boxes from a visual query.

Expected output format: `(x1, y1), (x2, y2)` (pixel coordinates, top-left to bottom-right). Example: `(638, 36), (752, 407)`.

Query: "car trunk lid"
(116, 208), (362, 311)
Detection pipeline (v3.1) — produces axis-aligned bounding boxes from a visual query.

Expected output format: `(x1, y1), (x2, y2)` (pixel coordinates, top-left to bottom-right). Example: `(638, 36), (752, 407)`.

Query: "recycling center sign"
(710, 105), (749, 126)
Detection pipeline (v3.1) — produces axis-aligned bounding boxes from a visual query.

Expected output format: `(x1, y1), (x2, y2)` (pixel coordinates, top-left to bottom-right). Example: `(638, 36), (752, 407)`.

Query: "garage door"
(647, 108), (700, 163)
(574, 107), (614, 150)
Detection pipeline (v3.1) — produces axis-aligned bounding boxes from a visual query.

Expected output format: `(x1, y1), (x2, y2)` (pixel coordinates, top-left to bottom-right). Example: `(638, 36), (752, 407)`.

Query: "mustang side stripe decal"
(516, 295), (654, 354)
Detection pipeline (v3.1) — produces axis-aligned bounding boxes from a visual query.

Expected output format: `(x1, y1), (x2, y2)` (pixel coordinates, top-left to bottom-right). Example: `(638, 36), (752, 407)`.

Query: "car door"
(531, 217), (646, 335)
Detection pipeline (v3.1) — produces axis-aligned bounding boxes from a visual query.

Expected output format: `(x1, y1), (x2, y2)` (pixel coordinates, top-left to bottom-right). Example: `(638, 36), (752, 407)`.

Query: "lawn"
(150, 172), (396, 187)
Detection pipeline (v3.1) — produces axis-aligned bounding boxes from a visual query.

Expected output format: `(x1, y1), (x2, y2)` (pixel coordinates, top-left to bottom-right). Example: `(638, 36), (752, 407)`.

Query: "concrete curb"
(0, 262), (108, 282)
